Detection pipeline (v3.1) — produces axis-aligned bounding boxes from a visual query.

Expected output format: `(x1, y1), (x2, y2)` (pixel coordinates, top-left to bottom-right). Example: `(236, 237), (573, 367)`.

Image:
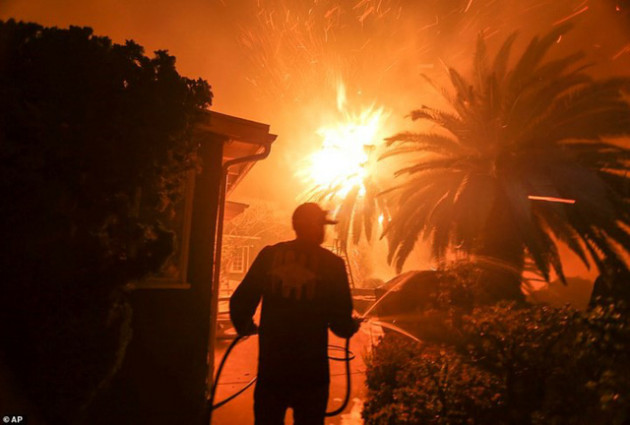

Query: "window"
(230, 246), (248, 273)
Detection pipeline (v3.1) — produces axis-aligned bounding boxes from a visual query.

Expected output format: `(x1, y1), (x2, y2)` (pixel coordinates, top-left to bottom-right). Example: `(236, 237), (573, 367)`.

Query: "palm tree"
(382, 24), (630, 301)
(303, 104), (391, 253)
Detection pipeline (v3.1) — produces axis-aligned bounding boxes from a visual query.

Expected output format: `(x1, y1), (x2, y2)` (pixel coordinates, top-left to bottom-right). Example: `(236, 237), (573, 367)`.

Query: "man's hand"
(351, 316), (364, 334)
(237, 321), (259, 337)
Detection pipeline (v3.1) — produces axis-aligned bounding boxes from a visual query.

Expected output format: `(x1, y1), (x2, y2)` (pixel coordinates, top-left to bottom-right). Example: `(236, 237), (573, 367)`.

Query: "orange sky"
(3, 0), (628, 209)
(2, 0), (628, 282)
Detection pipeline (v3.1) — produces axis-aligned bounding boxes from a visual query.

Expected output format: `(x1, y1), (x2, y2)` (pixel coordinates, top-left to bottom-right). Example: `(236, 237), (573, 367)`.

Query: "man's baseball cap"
(292, 203), (338, 226)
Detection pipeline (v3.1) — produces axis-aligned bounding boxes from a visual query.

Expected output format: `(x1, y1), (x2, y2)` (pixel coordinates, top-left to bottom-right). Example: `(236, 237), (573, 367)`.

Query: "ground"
(211, 323), (383, 425)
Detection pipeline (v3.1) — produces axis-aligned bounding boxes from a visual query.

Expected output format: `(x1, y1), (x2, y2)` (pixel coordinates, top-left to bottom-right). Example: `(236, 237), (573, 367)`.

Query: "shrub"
(364, 302), (630, 425)
(364, 334), (504, 425)
(0, 19), (211, 423)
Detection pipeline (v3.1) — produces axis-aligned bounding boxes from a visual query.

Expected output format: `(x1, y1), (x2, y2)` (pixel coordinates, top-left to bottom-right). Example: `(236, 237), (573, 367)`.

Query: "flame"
(303, 82), (388, 200)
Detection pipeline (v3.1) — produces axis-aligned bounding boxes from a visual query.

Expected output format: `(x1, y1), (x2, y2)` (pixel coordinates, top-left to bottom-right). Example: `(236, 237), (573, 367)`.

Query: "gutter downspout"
(206, 141), (273, 423)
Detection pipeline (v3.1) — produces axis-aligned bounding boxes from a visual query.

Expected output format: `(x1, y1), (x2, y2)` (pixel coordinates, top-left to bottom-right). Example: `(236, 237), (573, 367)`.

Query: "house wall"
(87, 136), (224, 425)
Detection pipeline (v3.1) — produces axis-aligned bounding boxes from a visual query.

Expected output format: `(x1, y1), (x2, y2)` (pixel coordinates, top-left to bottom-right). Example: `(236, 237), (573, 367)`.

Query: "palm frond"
(506, 23), (573, 100)
(474, 33), (489, 93)
(393, 158), (461, 178)
(535, 208), (591, 270)
(491, 32), (517, 84)
(384, 132), (462, 152)
(334, 185), (360, 251)
(363, 178), (379, 241)
(533, 213), (567, 283)
(408, 106), (464, 136)
(505, 71), (592, 144)
(383, 25), (630, 287)
(530, 78), (630, 145)
(449, 67), (474, 105)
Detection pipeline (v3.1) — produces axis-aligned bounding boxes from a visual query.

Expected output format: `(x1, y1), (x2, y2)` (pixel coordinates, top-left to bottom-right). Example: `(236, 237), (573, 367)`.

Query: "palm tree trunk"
(474, 201), (526, 304)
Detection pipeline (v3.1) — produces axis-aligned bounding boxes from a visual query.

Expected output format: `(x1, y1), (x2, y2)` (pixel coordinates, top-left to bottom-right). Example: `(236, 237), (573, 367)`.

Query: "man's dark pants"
(254, 382), (329, 425)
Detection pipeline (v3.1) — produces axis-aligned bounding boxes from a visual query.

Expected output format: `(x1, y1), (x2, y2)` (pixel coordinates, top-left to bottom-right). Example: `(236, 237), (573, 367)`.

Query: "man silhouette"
(230, 203), (359, 425)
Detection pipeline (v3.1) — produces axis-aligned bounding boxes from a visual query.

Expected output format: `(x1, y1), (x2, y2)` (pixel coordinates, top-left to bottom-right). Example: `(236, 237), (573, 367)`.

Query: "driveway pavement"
(211, 323), (383, 425)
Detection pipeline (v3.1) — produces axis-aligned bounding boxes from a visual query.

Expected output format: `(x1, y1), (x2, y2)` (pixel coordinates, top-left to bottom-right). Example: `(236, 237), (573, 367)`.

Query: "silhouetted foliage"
(364, 302), (630, 425)
(0, 19), (211, 423)
(590, 258), (630, 309)
(364, 334), (504, 425)
(382, 25), (630, 300)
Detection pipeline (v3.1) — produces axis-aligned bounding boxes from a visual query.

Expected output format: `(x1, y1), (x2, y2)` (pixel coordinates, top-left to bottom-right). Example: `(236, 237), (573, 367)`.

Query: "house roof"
(195, 110), (277, 195)
(225, 200), (248, 221)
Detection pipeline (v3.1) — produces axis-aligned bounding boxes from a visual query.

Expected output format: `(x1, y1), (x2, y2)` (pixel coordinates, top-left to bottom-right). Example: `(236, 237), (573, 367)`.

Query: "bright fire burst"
(303, 83), (388, 200)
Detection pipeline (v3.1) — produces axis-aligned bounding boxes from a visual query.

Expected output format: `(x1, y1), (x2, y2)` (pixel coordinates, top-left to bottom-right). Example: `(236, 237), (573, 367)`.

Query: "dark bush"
(364, 302), (630, 425)
(0, 19), (211, 423)
(364, 334), (504, 425)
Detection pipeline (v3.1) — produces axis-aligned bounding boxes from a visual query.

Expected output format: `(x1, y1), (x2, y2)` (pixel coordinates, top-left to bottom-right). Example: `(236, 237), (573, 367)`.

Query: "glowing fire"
(304, 83), (388, 199)
(528, 195), (576, 204)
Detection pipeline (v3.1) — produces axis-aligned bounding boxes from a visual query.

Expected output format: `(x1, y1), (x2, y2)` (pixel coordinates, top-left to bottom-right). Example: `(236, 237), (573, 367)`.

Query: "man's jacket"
(229, 239), (356, 387)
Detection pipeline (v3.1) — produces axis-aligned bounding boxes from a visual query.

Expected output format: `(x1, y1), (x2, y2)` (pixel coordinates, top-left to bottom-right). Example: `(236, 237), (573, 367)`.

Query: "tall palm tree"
(382, 24), (630, 301)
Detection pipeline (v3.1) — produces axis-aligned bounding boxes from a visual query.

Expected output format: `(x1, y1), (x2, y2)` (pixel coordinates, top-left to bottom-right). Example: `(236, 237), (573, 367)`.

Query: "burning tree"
(383, 24), (630, 301)
(300, 82), (391, 254)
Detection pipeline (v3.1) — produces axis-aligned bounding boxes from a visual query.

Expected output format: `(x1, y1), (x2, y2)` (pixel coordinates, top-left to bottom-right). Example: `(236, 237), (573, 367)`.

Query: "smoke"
(221, 0), (630, 209)
(2, 0), (628, 279)
(2, 0), (628, 198)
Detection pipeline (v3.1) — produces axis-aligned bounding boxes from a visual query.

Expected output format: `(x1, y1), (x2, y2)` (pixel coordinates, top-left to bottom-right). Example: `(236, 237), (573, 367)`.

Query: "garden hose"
(324, 337), (352, 417)
(209, 334), (354, 417)
(209, 334), (247, 410)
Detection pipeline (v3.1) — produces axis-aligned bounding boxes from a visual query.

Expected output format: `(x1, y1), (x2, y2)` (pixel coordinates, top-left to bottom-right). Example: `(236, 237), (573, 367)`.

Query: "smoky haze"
(2, 0), (629, 280)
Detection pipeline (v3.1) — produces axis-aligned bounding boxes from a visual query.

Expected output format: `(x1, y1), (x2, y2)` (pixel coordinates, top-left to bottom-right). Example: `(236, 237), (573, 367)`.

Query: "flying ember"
(527, 195), (576, 204)
(303, 83), (389, 200)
